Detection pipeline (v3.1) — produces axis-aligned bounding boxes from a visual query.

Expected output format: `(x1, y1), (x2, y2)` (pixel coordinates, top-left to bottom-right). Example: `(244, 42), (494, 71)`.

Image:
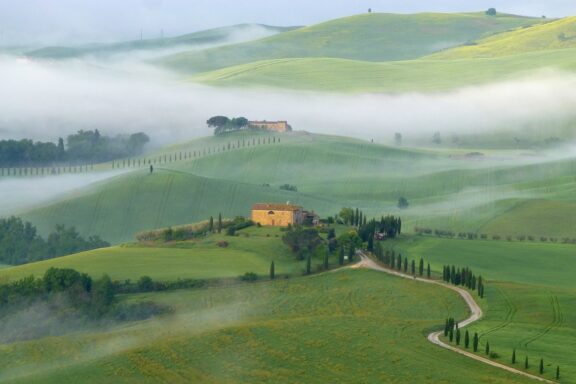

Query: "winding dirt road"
(355, 253), (555, 383)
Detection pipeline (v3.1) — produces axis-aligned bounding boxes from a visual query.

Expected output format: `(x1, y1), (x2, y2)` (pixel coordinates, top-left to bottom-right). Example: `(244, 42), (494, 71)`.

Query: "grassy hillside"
(194, 47), (576, 92)
(0, 269), (535, 383)
(159, 12), (543, 74)
(0, 226), (308, 282)
(18, 132), (576, 245)
(389, 236), (576, 382)
(429, 16), (576, 59)
(26, 24), (298, 59)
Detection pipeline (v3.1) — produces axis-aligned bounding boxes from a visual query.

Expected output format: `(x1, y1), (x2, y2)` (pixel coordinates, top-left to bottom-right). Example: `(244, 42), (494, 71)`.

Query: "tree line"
(0, 130), (149, 167)
(441, 265), (485, 298)
(414, 226), (576, 245)
(0, 267), (171, 343)
(0, 217), (109, 265)
(444, 319), (560, 380)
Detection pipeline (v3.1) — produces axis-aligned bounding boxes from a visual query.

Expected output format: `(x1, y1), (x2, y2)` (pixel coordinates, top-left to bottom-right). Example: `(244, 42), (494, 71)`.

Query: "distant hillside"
(26, 24), (299, 59)
(158, 12), (544, 74)
(429, 16), (576, 59)
(194, 48), (576, 92)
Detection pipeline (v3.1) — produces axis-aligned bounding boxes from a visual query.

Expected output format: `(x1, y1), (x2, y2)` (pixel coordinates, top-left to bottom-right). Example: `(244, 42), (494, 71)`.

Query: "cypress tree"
(525, 356), (529, 369)
(449, 327), (454, 342)
(348, 244), (355, 263)
(485, 341), (490, 356)
(306, 254), (311, 275)
(217, 213), (222, 233)
(367, 235), (374, 252)
(427, 263), (431, 278)
(391, 253), (396, 269)
(473, 333), (479, 352)
(556, 366), (560, 380)
(339, 245), (345, 266)
(411, 259), (416, 275)
(419, 258), (424, 276)
(444, 319), (450, 337)
(323, 250), (329, 270)
(209, 216), (214, 233)
(512, 349), (516, 364)
(270, 261), (275, 280)
(464, 330), (470, 348)
(403, 257), (408, 273)
(455, 328), (461, 345)
(359, 211), (363, 228)
(539, 358), (544, 374)
(396, 254), (402, 270)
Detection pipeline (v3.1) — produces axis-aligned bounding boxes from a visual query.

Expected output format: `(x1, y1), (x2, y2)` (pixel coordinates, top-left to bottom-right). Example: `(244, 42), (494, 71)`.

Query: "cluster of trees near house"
(0, 130), (149, 166)
(0, 267), (171, 343)
(0, 216), (109, 265)
(207, 116), (249, 135)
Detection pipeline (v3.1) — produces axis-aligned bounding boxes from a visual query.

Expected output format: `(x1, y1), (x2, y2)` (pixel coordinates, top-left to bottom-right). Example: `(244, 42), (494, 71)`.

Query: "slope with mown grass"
(0, 269), (535, 383)
(160, 12), (543, 74)
(388, 236), (576, 382)
(194, 47), (576, 92)
(0, 226), (307, 283)
(428, 16), (576, 59)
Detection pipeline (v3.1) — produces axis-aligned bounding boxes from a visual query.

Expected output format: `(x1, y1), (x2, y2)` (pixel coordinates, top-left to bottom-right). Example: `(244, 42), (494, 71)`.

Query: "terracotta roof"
(252, 203), (302, 211)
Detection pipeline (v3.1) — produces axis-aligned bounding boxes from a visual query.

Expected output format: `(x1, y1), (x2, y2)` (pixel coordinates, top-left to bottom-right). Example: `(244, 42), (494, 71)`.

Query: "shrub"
(240, 272), (258, 282)
(217, 241), (229, 248)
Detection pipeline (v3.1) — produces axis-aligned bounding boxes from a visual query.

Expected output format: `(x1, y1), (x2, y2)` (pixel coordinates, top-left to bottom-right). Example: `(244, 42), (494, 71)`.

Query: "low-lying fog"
(0, 171), (126, 215)
(1, 56), (576, 147)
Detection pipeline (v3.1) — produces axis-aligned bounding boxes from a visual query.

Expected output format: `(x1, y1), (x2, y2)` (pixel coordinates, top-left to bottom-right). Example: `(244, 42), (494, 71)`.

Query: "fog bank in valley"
(1, 56), (576, 148)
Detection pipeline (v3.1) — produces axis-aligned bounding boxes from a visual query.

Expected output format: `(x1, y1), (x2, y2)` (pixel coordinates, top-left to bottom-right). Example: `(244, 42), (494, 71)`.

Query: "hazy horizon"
(1, 0), (576, 46)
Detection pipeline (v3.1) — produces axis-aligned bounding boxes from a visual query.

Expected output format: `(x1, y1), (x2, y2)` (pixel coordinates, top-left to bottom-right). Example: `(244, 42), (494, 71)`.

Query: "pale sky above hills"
(1, 0), (575, 46)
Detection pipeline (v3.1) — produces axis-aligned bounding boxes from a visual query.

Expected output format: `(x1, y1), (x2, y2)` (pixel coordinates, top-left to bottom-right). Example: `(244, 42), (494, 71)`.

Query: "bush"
(217, 241), (229, 248)
(279, 184), (298, 192)
(240, 272), (258, 282)
(489, 352), (500, 359)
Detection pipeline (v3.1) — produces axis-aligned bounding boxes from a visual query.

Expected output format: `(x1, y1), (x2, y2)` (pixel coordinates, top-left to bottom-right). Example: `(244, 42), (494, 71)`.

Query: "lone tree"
(486, 8), (497, 16)
(473, 332), (479, 352)
(397, 197), (409, 209)
(556, 366), (560, 380)
(512, 349), (516, 364)
(270, 261), (275, 279)
(525, 356), (529, 369)
(485, 341), (490, 356)
(539, 358), (544, 374)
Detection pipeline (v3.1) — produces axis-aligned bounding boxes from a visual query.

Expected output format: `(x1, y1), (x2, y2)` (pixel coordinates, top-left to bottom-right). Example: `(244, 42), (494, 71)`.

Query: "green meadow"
(19, 132), (576, 245)
(0, 226), (311, 283)
(160, 12), (543, 74)
(386, 235), (576, 382)
(0, 269), (536, 384)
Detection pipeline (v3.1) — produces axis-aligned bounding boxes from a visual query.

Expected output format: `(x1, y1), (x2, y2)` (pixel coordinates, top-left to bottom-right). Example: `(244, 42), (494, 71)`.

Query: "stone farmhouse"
(251, 203), (319, 227)
(248, 120), (292, 133)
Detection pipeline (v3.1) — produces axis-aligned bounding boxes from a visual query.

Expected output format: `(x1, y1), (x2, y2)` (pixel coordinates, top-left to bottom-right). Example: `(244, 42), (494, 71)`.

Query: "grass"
(159, 12), (544, 74)
(18, 132), (576, 245)
(429, 16), (576, 59)
(0, 226), (308, 283)
(194, 47), (576, 92)
(387, 235), (576, 382)
(0, 269), (536, 383)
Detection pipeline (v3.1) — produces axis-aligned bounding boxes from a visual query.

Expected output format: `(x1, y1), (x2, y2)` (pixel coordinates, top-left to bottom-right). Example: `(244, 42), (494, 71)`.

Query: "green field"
(194, 47), (576, 92)
(159, 12), (543, 74)
(0, 269), (537, 383)
(429, 16), (576, 59)
(387, 236), (576, 382)
(17, 132), (576, 245)
(0, 226), (308, 283)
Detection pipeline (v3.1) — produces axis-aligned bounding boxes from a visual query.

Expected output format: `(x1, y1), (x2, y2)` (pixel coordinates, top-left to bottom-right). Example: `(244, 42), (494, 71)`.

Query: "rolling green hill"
(0, 269), (535, 383)
(17, 132), (576, 245)
(389, 236), (576, 382)
(429, 16), (576, 59)
(0, 226), (308, 283)
(26, 24), (299, 59)
(194, 47), (576, 92)
(159, 12), (544, 74)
